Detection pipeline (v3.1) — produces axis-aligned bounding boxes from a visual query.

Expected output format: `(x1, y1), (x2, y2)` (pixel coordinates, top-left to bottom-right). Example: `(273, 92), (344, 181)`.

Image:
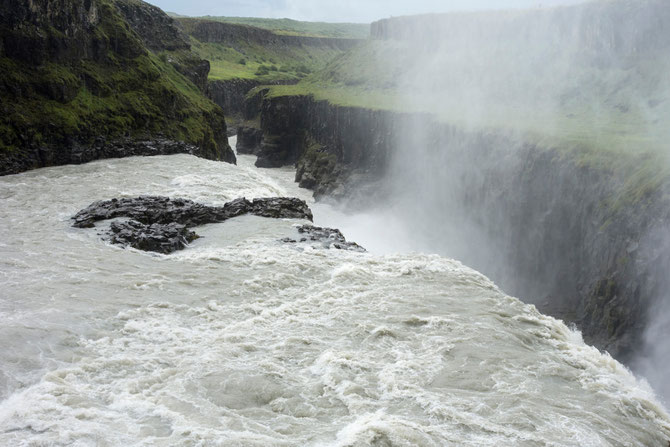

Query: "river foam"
(0, 145), (668, 446)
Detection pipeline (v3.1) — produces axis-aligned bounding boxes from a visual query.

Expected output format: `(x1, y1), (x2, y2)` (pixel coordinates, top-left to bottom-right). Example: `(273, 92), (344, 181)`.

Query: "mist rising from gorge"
(333, 0), (670, 403)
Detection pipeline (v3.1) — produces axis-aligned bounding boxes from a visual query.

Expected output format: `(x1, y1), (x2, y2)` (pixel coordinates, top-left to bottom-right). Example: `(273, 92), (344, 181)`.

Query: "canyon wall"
(208, 79), (298, 134)
(177, 19), (363, 52)
(242, 92), (670, 364)
(370, 0), (670, 57)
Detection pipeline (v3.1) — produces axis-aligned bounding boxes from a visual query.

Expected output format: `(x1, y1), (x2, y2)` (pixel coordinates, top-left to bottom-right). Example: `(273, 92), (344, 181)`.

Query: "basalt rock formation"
(0, 0), (235, 176)
(208, 79), (297, 135)
(238, 92), (399, 198)
(73, 195), (314, 253)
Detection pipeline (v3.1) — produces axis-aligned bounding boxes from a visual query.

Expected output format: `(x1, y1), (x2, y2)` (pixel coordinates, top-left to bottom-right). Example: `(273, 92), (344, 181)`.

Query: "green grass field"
(193, 17), (368, 39)
(190, 39), (345, 82)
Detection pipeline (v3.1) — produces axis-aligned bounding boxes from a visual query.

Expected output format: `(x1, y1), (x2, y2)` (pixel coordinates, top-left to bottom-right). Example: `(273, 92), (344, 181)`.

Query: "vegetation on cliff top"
(0, 0), (229, 162)
(192, 17), (368, 39)
(177, 18), (363, 83)
(189, 38), (342, 83)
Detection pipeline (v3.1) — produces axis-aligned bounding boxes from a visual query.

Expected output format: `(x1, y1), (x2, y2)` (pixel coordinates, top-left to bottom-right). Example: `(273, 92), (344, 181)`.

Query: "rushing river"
(0, 138), (669, 446)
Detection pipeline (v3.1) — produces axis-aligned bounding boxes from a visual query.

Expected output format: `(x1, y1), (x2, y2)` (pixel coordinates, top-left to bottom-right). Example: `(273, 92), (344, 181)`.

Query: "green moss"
(1, 0), (229, 161)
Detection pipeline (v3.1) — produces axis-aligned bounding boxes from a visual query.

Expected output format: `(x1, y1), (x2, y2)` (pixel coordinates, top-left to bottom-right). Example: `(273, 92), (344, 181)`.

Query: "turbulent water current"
(1, 137), (669, 446)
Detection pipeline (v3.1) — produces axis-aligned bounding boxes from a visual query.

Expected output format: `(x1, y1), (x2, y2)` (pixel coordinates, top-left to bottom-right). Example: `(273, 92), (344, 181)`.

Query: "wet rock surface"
(281, 225), (366, 252)
(236, 126), (264, 155)
(73, 196), (313, 253)
(109, 221), (198, 254)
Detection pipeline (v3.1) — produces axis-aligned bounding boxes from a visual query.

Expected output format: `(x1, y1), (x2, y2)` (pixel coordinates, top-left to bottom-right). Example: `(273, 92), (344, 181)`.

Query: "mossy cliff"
(0, 0), (235, 175)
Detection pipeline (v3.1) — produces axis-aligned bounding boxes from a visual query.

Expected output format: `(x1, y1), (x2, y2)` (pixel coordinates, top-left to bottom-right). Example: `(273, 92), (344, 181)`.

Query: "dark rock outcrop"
(109, 220), (198, 254)
(208, 79), (298, 134)
(73, 196), (313, 228)
(236, 126), (264, 155)
(282, 225), (366, 252)
(72, 195), (313, 253)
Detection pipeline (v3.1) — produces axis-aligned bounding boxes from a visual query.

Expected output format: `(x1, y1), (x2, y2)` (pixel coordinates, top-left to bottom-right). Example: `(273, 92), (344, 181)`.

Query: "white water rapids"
(0, 137), (669, 446)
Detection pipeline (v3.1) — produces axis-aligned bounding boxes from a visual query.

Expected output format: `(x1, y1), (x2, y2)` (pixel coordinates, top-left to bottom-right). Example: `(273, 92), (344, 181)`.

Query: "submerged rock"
(281, 225), (366, 252)
(73, 196), (313, 253)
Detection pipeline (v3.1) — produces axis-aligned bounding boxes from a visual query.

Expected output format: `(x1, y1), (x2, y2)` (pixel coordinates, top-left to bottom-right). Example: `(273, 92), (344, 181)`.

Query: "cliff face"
(1, 0), (105, 64)
(208, 79), (297, 134)
(370, 0), (670, 57)
(239, 93), (397, 195)
(113, 0), (190, 52)
(177, 19), (363, 51)
(0, 0), (235, 176)
(243, 92), (670, 363)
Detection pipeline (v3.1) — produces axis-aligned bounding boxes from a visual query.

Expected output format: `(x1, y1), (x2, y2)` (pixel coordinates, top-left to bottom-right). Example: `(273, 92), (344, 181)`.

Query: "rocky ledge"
(73, 196), (313, 254)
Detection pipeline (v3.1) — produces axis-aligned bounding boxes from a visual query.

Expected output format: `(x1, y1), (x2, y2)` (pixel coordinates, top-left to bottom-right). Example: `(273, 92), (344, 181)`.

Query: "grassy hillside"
(0, 0), (230, 161)
(177, 18), (364, 83)
(190, 38), (343, 82)
(197, 17), (368, 39)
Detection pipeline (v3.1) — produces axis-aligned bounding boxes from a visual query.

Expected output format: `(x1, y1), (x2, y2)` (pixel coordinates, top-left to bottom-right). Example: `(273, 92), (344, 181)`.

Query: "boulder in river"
(72, 196), (313, 229)
(281, 225), (366, 252)
(72, 196), (314, 254)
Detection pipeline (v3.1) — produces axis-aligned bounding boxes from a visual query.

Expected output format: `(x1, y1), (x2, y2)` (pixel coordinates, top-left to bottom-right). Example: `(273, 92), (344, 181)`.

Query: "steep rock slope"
(0, 0), (235, 175)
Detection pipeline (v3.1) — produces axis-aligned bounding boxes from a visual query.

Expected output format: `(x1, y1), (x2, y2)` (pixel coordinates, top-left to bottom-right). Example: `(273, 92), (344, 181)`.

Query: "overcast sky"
(146, 0), (588, 23)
